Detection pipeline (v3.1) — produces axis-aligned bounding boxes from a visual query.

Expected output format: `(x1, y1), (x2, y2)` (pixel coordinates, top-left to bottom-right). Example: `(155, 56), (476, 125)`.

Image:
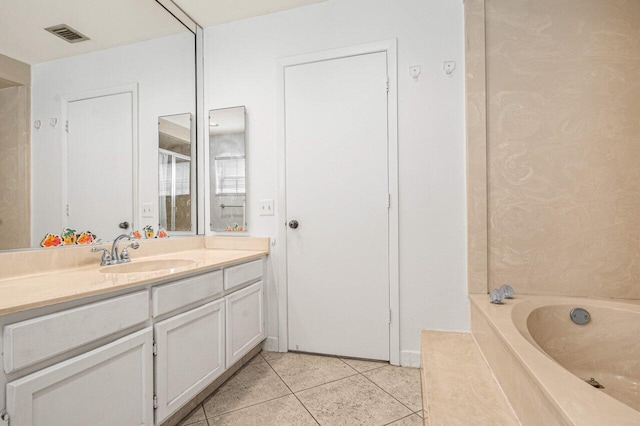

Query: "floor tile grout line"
(293, 371), (361, 394)
(178, 403), (207, 426)
(262, 352), (360, 393)
(202, 402), (211, 426)
(291, 391), (321, 425)
(360, 369), (422, 416)
(336, 356), (389, 373)
(183, 351), (421, 425)
(201, 353), (265, 409)
(204, 393), (296, 421)
(382, 411), (420, 426)
(261, 353), (321, 425)
(201, 352), (292, 420)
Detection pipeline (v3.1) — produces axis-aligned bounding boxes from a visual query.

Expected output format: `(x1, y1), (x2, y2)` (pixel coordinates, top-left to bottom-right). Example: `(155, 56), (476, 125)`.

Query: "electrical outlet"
(142, 203), (154, 218)
(259, 199), (274, 216)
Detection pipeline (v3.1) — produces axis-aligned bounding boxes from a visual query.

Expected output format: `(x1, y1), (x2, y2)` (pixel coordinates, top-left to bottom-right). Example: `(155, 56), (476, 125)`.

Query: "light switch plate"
(259, 199), (274, 216)
(142, 203), (154, 218)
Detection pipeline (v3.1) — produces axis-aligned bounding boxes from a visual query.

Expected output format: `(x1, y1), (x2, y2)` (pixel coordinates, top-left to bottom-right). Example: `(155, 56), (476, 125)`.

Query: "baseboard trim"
(400, 350), (421, 368)
(263, 336), (279, 352)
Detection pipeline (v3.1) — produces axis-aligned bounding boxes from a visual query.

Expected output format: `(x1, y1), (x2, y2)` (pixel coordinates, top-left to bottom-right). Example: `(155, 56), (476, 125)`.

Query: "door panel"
(226, 281), (264, 367)
(285, 52), (390, 360)
(154, 299), (225, 424)
(67, 91), (133, 238)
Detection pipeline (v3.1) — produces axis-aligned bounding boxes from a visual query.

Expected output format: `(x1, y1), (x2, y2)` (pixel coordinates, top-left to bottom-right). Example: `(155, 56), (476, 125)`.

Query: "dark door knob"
(288, 220), (299, 229)
(119, 221), (130, 230)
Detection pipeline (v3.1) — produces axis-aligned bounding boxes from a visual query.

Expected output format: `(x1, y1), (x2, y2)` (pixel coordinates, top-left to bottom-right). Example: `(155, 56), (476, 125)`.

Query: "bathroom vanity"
(0, 238), (268, 426)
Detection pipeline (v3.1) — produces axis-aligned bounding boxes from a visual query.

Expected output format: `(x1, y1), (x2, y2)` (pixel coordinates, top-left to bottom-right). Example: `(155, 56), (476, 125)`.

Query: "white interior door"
(66, 91), (133, 238)
(285, 52), (390, 361)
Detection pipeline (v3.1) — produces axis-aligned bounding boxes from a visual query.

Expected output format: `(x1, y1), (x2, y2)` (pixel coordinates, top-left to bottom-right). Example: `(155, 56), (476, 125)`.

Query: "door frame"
(60, 84), (139, 236)
(275, 39), (400, 365)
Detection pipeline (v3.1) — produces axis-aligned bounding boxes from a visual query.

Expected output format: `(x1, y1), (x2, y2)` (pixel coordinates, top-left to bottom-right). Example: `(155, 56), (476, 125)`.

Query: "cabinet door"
(154, 299), (225, 424)
(226, 281), (264, 367)
(6, 328), (153, 426)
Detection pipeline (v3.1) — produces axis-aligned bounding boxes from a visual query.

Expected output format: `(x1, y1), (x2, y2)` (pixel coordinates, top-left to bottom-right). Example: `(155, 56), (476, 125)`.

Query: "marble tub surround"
(420, 330), (518, 425)
(464, 0), (640, 298)
(463, 0), (489, 294)
(178, 351), (423, 426)
(471, 294), (640, 425)
(0, 236), (269, 315)
(485, 0), (640, 298)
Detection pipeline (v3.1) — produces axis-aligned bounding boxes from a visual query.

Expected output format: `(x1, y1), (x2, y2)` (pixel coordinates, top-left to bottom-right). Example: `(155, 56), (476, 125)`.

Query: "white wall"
(204, 0), (468, 363)
(31, 32), (195, 246)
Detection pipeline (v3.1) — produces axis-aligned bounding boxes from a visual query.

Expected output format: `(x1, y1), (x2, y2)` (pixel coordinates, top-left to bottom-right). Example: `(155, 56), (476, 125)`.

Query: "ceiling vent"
(44, 24), (90, 43)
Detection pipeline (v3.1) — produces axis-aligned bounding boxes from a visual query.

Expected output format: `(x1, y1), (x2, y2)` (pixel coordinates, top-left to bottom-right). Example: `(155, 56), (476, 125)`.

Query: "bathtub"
(470, 294), (640, 425)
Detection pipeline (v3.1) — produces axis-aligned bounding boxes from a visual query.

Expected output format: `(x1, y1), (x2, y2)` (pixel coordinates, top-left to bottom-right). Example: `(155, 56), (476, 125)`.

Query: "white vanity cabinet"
(154, 299), (225, 424)
(0, 255), (266, 426)
(6, 328), (154, 426)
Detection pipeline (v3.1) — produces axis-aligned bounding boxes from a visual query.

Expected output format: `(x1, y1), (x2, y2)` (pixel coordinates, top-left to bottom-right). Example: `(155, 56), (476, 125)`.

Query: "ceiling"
(173, 0), (326, 27)
(160, 114), (192, 143)
(0, 0), (326, 66)
(209, 107), (245, 135)
(0, 0), (188, 65)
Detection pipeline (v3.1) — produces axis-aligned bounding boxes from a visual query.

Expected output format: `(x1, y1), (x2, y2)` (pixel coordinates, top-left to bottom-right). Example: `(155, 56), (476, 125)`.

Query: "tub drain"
(570, 307), (591, 325)
(585, 377), (604, 389)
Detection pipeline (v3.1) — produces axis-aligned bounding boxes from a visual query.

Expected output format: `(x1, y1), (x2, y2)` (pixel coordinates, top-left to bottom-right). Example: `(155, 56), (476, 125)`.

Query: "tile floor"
(178, 351), (425, 426)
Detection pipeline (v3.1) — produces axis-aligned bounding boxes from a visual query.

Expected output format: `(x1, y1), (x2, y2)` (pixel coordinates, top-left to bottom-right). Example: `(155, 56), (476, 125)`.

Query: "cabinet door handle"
(288, 220), (299, 229)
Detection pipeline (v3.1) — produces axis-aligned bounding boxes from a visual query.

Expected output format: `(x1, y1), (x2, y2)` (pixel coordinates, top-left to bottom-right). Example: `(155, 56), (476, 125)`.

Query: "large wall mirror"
(209, 106), (247, 233)
(0, 0), (197, 250)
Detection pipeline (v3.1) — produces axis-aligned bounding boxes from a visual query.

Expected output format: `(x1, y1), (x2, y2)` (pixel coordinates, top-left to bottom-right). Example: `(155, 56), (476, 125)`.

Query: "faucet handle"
(91, 247), (112, 266)
(120, 242), (140, 262)
(489, 288), (505, 304)
(499, 284), (514, 299)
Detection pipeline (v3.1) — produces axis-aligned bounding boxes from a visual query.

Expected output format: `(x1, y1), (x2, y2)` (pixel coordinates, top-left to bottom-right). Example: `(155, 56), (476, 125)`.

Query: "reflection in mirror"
(209, 107), (247, 233)
(0, 1), (196, 250)
(158, 113), (194, 233)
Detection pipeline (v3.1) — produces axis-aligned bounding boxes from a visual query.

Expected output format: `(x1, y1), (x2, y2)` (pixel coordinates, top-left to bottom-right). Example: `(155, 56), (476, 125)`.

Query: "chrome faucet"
(111, 234), (134, 262)
(91, 234), (139, 266)
(489, 284), (515, 304)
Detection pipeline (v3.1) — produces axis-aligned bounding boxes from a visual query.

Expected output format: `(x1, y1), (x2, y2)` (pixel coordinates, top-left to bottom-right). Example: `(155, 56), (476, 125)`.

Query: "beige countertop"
(0, 237), (269, 316)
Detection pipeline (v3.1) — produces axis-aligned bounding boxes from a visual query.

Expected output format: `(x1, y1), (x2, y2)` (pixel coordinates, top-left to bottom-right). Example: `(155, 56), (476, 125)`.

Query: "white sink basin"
(100, 259), (196, 274)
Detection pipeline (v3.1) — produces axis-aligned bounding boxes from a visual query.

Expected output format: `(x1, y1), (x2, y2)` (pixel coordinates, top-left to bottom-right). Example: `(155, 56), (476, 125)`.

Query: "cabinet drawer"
(223, 259), (263, 291)
(3, 291), (149, 374)
(152, 270), (223, 317)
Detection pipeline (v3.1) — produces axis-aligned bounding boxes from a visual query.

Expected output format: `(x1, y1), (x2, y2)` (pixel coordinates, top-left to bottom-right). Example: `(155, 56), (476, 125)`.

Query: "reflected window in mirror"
(158, 113), (194, 233)
(209, 106), (247, 233)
